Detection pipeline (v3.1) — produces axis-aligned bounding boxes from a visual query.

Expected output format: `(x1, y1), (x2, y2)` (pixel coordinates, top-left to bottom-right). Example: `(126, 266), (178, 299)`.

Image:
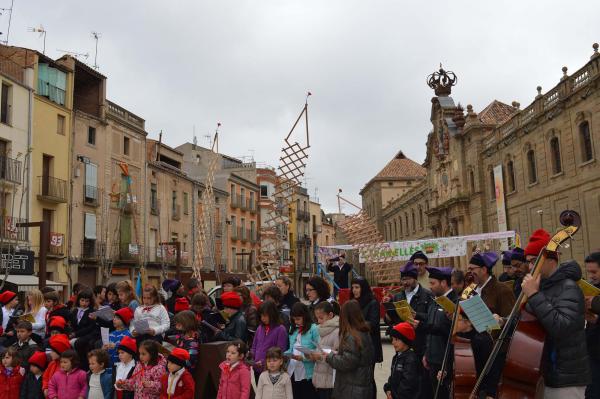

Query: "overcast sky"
(4, 1), (599, 212)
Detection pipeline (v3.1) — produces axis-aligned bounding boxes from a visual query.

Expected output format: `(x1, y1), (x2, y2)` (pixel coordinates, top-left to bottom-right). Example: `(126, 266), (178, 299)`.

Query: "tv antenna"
(57, 49), (89, 61)
(203, 134), (212, 147)
(192, 125), (197, 149)
(28, 25), (47, 54)
(91, 31), (101, 69)
(1, 0), (14, 44)
(248, 149), (255, 161)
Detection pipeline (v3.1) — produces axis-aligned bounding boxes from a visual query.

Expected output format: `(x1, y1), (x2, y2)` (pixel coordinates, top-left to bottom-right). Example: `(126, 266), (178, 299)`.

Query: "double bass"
(467, 210), (581, 399)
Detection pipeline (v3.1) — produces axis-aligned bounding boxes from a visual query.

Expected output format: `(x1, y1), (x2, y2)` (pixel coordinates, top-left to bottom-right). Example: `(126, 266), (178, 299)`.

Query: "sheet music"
(91, 306), (115, 322)
(578, 279), (600, 296)
(460, 295), (500, 333)
(435, 296), (456, 314)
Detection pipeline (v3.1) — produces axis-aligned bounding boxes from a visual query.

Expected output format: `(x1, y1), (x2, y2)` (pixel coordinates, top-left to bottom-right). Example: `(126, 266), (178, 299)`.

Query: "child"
(172, 310), (199, 372)
(215, 292), (247, 342)
(87, 349), (113, 399)
(216, 340), (251, 399)
(70, 289), (99, 370)
(250, 300), (288, 377)
(0, 347), (25, 399)
(131, 286), (170, 343)
(160, 348), (195, 399)
(106, 283), (122, 310)
(0, 290), (22, 347)
(43, 291), (71, 336)
(116, 281), (140, 311)
(255, 347), (293, 399)
(48, 316), (68, 336)
(42, 333), (72, 396)
(25, 289), (48, 342)
(284, 302), (319, 398)
(113, 336), (137, 399)
(321, 301), (374, 399)
(21, 351), (46, 399)
(384, 322), (419, 399)
(311, 301), (339, 399)
(48, 349), (87, 399)
(11, 321), (38, 367)
(116, 339), (166, 399)
(105, 307), (134, 366)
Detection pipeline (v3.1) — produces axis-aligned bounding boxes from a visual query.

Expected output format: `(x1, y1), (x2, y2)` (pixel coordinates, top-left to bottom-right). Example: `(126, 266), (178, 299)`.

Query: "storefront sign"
(0, 250), (34, 275)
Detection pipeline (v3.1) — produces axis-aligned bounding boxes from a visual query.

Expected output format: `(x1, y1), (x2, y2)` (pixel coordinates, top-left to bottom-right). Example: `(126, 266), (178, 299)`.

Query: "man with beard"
(520, 229), (590, 398)
(498, 250), (516, 283)
(415, 266), (457, 399)
(385, 261), (433, 398)
(510, 247), (528, 297)
(583, 252), (600, 399)
(457, 251), (515, 399)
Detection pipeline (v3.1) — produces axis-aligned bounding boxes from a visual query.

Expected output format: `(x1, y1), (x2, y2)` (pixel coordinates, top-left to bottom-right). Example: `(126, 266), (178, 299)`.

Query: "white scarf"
(167, 367), (186, 396)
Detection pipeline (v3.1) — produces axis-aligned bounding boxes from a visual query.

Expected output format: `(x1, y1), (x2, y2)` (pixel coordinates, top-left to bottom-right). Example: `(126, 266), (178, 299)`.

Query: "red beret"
(390, 322), (415, 346)
(117, 336), (137, 356)
(525, 229), (551, 257)
(221, 291), (242, 309)
(115, 307), (134, 326)
(48, 316), (67, 332)
(174, 297), (190, 313)
(49, 334), (71, 354)
(0, 291), (17, 305)
(167, 347), (190, 367)
(28, 351), (48, 370)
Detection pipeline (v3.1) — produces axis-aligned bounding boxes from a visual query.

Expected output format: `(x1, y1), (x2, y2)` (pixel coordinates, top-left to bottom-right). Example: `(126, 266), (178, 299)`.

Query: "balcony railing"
(238, 227), (247, 242)
(245, 199), (257, 212)
(0, 156), (21, 184)
(296, 236), (312, 247)
(112, 243), (142, 262)
(81, 239), (106, 260)
(296, 210), (310, 222)
(38, 176), (68, 203)
(0, 216), (28, 241)
(84, 185), (99, 206)
(48, 233), (65, 257)
(231, 226), (238, 240)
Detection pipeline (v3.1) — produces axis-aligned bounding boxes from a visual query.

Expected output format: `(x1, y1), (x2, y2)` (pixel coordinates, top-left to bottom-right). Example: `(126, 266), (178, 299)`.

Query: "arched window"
(507, 160), (516, 192)
(398, 217), (403, 236)
(550, 137), (562, 174)
(580, 121), (593, 162)
(393, 220), (397, 240)
(419, 207), (424, 229)
(469, 169), (475, 193)
(489, 169), (495, 200)
(527, 150), (537, 184)
(404, 212), (409, 232)
(411, 211), (416, 232)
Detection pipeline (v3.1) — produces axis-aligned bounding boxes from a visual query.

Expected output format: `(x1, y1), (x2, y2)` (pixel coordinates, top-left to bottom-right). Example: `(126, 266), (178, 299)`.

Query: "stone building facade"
(366, 43), (600, 269)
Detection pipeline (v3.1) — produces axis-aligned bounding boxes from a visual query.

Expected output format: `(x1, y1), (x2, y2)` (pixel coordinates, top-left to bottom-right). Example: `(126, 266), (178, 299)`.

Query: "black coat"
(383, 349), (420, 399)
(327, 262), (353, 289)
(361, 298), (383, 363)
(0, 306), (24, 347)
(19, 371), (43, 399)
(326, 331), (374, 399)
(420, 290), (458, 366)
(526, 261), (591, 388)
(592, 296), (600, 315)
(390, 285), (433, 357)
(111, 362), (135, 399)
(586, 282), (600, 361)
(70, 307), (99, 339)
(215, 310), (247, 342)
(280, 291), (300, 311)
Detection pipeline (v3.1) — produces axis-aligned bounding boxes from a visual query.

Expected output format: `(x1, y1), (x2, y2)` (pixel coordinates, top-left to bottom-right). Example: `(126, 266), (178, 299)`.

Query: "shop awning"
(2, 275), (65, 291)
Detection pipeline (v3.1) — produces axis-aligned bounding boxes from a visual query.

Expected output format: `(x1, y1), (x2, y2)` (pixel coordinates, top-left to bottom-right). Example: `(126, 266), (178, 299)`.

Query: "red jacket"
(216, 361), (250, 399)
(0, 365), (24, 399)
(159, 369), (194, 399)
(42, 359), (60, 391)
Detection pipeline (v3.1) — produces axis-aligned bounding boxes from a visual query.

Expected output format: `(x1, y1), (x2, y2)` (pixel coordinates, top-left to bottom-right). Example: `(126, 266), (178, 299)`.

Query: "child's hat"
(28, 351), (48, 370)
(390, 322), (415, 346)
(174, 297), (190, 313)
(167, 347), (190, 368)
(49, 334), (71, 354)
(48, 316), (67, 333)
(117, 335), (137, 356)
(115, 307), (134, 326)
(221, 292), (242, 309)
(0, 291), (17, 305)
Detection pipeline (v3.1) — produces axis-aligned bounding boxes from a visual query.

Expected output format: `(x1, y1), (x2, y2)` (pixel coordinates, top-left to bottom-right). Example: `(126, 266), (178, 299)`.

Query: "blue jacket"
(284, 323), (320, 380)
(86, 368), (113, 399)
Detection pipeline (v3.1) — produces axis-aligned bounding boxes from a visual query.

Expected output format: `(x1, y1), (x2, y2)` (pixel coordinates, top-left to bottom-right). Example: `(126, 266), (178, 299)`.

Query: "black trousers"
(316, 388), (333, 399)
(292, 378), (316, 398)
(429, 363), (450, 399)
(471, 333), (506, 398)
(586, 357), (600, 399)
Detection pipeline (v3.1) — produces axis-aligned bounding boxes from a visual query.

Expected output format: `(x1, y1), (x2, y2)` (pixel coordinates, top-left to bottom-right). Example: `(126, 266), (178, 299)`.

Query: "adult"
(521, 229), (591, 398)
(498, 250), (515, 282)
(350, 277), (382, 399)
(26, 289), (48, 343)
(162, 279), (187, 315)
(327, 253), (353, 297)
(410, 251), (430, 289)
(222, 277), (241, 293)
(510, 247), (528, 297)
(305, 276), (338, 316)
(384, 262), (432, 399)
(275, 276), (300, 311)
(418, 267), (457, 399)
(584, 252), (600, 399)
(450, 269), (466, 297)
(457, 251), (515, 399)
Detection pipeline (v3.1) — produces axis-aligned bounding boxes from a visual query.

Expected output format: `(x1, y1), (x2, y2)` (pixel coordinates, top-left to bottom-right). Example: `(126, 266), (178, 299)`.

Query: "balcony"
(0, 216), (28, 242)
(113, 243), (142, 263)
(230, 194), (241, 209)
(172, 205), (181, 221)
(83, 185), (99, 206)
(38, 176), (68, 203)
(230, 226), (239, 240)
(238, 227), (247, 242)
(0, 156), (22, 185)
(246, 199), (257, 213)
(250, 231), (259, 244)
(48, 233), (65, 257)
(296, 210), (310, 222)
(296, 236), (312, 247)
(81, 239), (106, 261)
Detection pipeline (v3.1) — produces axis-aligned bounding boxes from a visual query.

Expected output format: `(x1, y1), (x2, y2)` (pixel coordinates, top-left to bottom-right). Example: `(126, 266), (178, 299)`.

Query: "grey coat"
(325, 331), (374, 399)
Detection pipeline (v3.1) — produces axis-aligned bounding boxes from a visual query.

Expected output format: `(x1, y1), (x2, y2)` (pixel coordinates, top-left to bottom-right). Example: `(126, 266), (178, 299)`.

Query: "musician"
(583, 252), (600, 399)
(416, 266), (457, 399)
(510, 247), (527, 297)
(384, 261), (432, 399)
(411, 251), (431, 289)
(458, 251), (515, 399)
(498, 250), (515, 283)
(521, 229), (591, 399)
(451, 269), (466, 297)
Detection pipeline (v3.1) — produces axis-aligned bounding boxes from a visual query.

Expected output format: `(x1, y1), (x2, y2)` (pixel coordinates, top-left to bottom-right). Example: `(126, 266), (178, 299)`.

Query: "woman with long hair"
(316, 300), (374, 399)
(26, 289), (48, 342)
(350, 277), (383, 399)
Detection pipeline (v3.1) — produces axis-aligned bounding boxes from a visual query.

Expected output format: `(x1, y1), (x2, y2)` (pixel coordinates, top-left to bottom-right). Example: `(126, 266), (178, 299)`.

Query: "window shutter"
(85, 213), (97, 239)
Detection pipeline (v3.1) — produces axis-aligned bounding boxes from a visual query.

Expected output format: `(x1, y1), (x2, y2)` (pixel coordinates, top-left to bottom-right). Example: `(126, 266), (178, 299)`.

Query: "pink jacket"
(48, 368), (87, 399)
(120, 355), (167, 399)
(216, 361), (250, 399)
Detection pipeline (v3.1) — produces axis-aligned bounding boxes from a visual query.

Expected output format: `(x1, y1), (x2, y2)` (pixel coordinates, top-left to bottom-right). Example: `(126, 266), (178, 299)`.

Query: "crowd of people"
(0, 227), (598, 399)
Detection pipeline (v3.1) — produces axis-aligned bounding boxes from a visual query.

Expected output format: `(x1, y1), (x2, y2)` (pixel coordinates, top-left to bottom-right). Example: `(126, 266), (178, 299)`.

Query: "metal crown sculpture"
(427, 65), (458, 96)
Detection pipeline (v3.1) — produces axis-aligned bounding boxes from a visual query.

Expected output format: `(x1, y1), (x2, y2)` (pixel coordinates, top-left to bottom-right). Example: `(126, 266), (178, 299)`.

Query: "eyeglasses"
(414, 261), (426, 266)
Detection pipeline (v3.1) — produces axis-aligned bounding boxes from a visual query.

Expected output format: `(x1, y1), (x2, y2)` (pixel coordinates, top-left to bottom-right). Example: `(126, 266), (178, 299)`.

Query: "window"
(1, 83), (11, 124)
(393, 220), (397, 240)
(57, 114), (65, 135)
(250, 220), (256, 240)
(231, 247), (236, 271)
(241, 218), (246, 239)
(412, 211), (416, 232)
(580, 121), (593, 162)
(172, 190), (177, 213)
(260, 185), (268, 197)
(231, 215), (237, 231)
(490, 169), (495, 200)
(249, 191), (255, 209)
(88, 127), (96, 145)
(240, 188), (246, 204)
(84, 213), (97, 240)
(507, 160), (516, 192)
(84, 163), (98, 203)
(150, 183), (158, 212)
(183, 192), (189, 214)
(404, 212), (409, 232)
(527, 150), (537, 184)
(399, 216), (403, 236)
(123, 136), (130, 155)
(550, 137), (562, 174)
(419, 207), (424, 229)
(469, 169), (475, 193)
(37, 63), (66, 105)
